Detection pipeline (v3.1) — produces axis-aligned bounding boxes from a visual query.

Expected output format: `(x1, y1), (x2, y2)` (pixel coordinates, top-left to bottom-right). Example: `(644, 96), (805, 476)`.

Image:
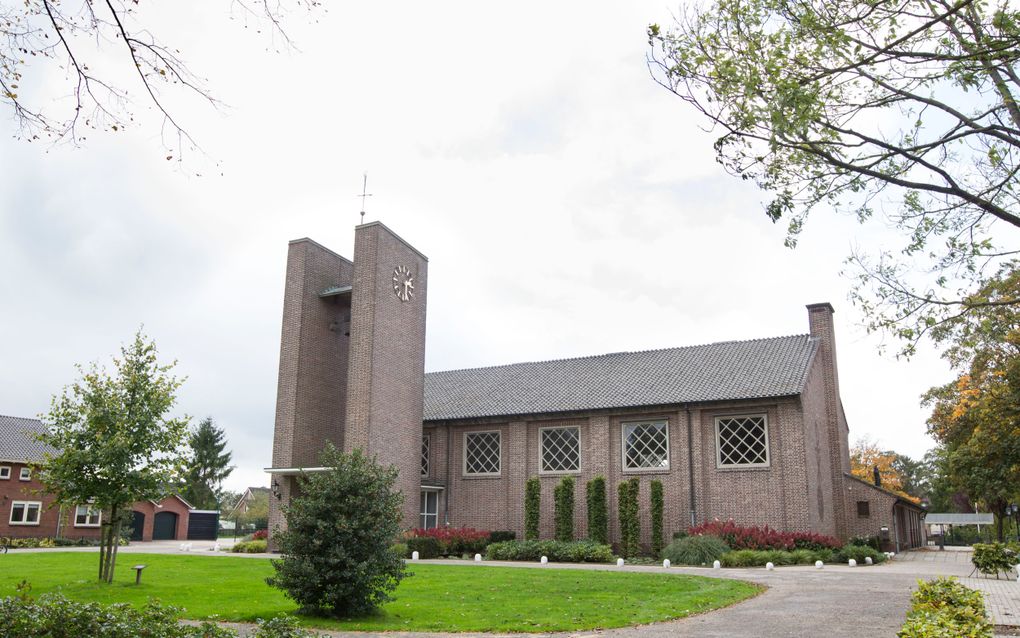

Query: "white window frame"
(0, 466), (10, 480)
(714, 414), (771, 469)
(74, 504), (102, 527)
(421, 434), (430, 477)
(419, 490), (439, 530)
(9, 500), (42, 525)
(462, 430), (501, 477)
(538, 426), (582, 474)
(18, 467), (31, 481)
(621, 420), (670, 472)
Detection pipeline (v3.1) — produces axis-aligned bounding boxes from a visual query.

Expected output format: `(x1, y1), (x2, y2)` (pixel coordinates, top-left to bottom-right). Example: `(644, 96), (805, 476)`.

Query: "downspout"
(444, 424), (451, 526)
(892, 504), (901, 553)
(686, 405), (696, 527)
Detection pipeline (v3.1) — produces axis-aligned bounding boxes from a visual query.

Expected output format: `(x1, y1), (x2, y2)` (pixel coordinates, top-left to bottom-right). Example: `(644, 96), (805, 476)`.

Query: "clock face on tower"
(392, 265), (414, 302)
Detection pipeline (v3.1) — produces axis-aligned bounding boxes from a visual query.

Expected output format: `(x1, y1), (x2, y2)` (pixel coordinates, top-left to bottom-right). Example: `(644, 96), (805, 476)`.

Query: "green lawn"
(0, 552), (760, 632)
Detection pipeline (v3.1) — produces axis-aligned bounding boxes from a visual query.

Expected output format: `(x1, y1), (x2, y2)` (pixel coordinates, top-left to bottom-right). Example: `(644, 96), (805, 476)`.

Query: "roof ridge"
(0, 414), (42, 421)
(425, 333), (812, 377)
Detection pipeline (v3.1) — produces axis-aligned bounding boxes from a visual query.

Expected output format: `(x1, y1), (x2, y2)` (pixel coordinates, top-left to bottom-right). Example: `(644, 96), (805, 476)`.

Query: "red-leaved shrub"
(408, 527), (491, 556)
(688, 519), (841, 551)
(252, 529), (269, 541)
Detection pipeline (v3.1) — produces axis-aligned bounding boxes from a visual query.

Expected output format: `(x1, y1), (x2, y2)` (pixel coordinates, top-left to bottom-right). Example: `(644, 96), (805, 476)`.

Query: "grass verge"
(0, 552), (760, 632)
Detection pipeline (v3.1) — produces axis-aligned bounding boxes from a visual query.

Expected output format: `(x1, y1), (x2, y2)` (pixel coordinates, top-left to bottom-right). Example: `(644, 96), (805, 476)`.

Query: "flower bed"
(485, 540), (614, 563)
(688, 519), (842, 551)
(407, 527), (491, 557)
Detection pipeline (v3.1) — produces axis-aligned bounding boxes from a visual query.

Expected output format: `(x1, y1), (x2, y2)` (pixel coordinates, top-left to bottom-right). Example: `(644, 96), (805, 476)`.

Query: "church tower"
(267, 222), (427, 537)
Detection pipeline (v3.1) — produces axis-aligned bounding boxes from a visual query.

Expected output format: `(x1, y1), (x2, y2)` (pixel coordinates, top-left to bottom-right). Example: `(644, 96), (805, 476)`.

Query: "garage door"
(130, 511), (145, 541)
(153, 511), (178, 540)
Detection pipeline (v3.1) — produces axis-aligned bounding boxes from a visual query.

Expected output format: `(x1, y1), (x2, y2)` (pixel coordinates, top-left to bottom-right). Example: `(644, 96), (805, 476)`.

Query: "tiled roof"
(424, 334), (819, 421)
(0, 414), (55, 463)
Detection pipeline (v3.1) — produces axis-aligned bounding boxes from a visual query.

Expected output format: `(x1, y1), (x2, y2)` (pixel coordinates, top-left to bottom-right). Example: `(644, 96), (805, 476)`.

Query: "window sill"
(622, 468), (671, 475)
(74, 523), (101, 528)
(9, 522), (40, 526)
(714, 465), (771, 472)
(538, 470), (581, 476)
(461, 474), (502, 480)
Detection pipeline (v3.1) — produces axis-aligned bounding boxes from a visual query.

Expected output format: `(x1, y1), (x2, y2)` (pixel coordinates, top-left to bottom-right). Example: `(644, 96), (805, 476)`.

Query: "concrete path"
(9, 544), (1020, 637)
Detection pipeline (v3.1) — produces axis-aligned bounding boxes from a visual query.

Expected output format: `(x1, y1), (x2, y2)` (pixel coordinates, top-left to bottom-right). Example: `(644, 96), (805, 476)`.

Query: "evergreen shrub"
(525, 477), (541, 540)
(554, 476), (575, 542)
(650, 480), (664, 555)
(485, 540), (613, 563)
(586, 476), (608, 544)
(267, 445), (407, 617)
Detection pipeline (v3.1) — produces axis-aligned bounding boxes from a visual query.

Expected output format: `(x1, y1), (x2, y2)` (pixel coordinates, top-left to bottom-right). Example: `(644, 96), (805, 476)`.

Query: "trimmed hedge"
(231, 540), (267, 553)
(586, 476), (609, 544)
(898, 577), (992, 638)
(486, 540), (614, 563)
(718, 545), (885, 567)
(406, 536), (441, 559)
(490, 530), (517, 543)
(408, 527), (490, 556)
(661, 535), (729, 566)
(0, 593), (315, 638)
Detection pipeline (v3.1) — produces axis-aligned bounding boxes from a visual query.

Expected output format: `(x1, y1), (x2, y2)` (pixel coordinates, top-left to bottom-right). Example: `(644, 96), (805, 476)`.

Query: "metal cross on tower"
(356, 173), (373, 223)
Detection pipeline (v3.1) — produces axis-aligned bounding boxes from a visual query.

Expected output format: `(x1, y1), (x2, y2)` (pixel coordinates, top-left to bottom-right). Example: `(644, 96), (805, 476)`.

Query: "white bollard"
(213, 543), (221, 552)
(617, 558), (625, 567)
(411, 551), (419, 561)
(1015, 565), (1020, 583)
(713, 560), (721, 569)
(766, 562), (774, 571)
(474, 553), (482, 562)
(179, 543), (186, 551)
(663, 559), (671, 568)
(815, 560), (824, 569)
(848, 559), (857, 568)
(865, 556), (873, 565)
(540, 555), (548, 564)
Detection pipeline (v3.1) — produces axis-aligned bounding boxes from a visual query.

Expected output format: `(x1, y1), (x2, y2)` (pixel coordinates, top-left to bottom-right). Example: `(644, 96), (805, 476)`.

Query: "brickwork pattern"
(344, 223), (428, 528)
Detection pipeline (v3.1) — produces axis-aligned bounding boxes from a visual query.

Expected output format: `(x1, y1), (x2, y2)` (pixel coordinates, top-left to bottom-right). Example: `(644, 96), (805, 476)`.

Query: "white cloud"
(0, 0), (950, 493)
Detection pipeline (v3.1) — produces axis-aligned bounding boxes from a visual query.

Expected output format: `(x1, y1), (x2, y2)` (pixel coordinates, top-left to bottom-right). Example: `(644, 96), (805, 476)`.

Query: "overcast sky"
(0, 1), (952, 493)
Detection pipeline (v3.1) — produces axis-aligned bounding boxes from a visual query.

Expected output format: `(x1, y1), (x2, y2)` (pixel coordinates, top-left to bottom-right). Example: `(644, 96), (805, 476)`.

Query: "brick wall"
(429, 394), (837, 546)
(344, 222), (428, 528)
(268, 238), (354, 538)
(0, 461), (60, 537)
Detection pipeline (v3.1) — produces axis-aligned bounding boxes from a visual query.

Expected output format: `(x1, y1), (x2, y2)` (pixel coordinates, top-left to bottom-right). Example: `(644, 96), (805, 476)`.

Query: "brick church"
(267, 222), (925, 551)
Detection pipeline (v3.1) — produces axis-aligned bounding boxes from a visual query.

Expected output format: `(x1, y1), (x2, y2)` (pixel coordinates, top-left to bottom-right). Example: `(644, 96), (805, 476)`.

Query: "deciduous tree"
(2, 1), (319, 155)
(924, 275), (1020, 539)
(648, 0), (1020, 352)
(39, 331), (189, 582)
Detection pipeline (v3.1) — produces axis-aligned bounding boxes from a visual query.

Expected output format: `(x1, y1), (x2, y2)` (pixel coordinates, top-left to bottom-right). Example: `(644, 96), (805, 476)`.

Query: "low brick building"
(267, 222), (925, 551)
(0, 414), (202, 542)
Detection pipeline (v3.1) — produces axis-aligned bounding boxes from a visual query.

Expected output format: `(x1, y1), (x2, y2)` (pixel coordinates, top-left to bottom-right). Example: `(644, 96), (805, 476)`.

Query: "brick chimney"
(806, 302), (850, 537)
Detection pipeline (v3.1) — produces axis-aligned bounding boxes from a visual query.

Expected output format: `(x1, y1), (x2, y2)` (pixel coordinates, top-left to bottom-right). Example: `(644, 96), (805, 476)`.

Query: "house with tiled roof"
(267, 222), (926, 552)
(0, 415), (211, 542)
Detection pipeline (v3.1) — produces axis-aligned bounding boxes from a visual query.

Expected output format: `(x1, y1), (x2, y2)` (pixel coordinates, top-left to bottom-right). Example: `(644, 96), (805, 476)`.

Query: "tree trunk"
(98, 521), (107, 581)
(101, 503), (120, 583)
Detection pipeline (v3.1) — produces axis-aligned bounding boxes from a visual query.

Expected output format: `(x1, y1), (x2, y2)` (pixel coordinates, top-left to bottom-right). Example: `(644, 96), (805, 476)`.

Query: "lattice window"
(541, 427), (580, 473)
(464, 431), (501, 475)
(857, 501), (870, 518)
(421, 435), (430, 477)
(716, 415), (769, 467)
(623, 421), (669, 470)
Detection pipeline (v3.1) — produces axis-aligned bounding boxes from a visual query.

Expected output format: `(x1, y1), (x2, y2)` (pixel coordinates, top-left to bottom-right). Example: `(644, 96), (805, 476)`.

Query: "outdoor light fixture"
(271, 479), (282, 500)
